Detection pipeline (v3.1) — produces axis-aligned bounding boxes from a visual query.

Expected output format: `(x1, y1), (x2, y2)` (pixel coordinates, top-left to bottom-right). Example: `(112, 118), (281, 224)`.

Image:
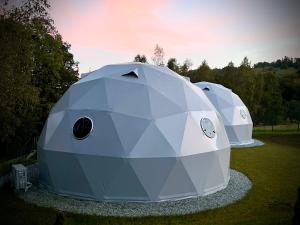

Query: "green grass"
(0, 134), (299, 225)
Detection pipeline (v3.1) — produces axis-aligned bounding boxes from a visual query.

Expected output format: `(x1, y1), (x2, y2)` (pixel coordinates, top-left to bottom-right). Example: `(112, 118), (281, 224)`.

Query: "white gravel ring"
(231, 139), (264, 149)
(18, 169), (252, 217)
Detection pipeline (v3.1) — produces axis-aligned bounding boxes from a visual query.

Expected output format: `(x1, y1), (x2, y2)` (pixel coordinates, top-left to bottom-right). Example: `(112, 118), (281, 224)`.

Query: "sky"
(48, 0), (300, 74)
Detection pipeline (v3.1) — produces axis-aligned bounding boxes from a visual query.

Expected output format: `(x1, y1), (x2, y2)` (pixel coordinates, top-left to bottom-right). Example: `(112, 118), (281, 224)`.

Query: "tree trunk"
(272, 124), (274, 132)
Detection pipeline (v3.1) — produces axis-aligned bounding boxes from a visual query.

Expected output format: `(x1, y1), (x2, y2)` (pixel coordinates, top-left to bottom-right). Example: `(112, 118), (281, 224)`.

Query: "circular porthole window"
(73, 117), (93, 139)
(240, 109), (247, 119)
(200, 118), (216, 138)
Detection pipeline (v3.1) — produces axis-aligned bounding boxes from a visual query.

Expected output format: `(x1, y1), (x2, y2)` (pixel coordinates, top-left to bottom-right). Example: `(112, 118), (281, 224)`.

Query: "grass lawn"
(0, 133), (299, 225)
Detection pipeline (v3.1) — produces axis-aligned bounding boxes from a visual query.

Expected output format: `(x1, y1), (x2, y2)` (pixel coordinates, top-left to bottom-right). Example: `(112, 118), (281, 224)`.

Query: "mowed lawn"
(0, 133), (299, 225)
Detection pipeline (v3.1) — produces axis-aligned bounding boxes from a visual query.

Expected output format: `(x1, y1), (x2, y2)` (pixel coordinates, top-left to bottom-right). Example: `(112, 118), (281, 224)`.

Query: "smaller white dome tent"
(194, 82), (254, 147)
(38, 63), (231, 202)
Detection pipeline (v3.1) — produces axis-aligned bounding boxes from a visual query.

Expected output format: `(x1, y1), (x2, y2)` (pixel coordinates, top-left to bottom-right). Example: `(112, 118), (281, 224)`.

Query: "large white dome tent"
(194, 81), (254, 147)
(38, 63), (231, 202)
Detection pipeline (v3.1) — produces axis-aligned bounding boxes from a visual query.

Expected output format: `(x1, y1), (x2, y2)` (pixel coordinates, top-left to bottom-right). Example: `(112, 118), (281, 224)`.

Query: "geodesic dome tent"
(194, 82), (254, 147)
(38, 63), (230, 202)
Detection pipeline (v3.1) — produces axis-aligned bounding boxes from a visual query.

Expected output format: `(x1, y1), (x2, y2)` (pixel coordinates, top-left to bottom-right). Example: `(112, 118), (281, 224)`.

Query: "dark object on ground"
(293, 186), (300, 225)
(54, 212), (65, 225)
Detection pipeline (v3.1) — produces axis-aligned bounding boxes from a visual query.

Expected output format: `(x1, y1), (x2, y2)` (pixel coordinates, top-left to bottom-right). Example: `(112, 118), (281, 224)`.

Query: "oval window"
(200, 118), (216, 138)
(73, 117), (93, 139)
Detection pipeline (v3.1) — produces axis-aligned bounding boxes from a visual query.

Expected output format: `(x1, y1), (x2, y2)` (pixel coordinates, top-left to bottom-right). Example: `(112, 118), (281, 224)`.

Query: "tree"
(180, 59), (193, 76)
(152, 44), (164, 66)
(227, 61), (234, 67)
(240, 57), (251, 68)
(0, 0), (78, 157)
(259, 72), (283, 130)
(134, 54), (147, 63)
(186, 60), (217, 83)
(0, 16), (39, 152)
(279, 73), (300, 102)
(167, 58), (180, 73)
(288, 100), (300, 130)
(30, 24), (78, 121)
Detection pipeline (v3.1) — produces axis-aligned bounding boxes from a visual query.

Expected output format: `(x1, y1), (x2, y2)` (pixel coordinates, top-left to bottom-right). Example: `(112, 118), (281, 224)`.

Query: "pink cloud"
(51, 0), (233, 56)
(50, 0), (300, 71)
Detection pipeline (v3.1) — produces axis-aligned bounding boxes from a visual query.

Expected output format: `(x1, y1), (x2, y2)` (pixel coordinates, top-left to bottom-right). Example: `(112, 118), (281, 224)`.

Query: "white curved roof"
(194, 81), (253, 146)
(38, 63), (230, 202)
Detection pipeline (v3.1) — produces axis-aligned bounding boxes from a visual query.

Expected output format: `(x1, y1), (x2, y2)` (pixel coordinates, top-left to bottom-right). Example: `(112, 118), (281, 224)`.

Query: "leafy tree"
(0, 0), (78, 157)
(167, 58), (180, 73)
(254, 56), (300, 69)
(259, 72), (283, 130)
(0, 17), (39, 154)
(190, 60), (215, 82)
(180, 59), (193, 76)
(227, 61), (234, 67)
(279, 73), (300, 101)
(30, 21), (78, 121)
(134, 54), (147, 63)
(240, 56), (251, 68)
(152, 44), (165, 66)
(287, 100), (300, 130)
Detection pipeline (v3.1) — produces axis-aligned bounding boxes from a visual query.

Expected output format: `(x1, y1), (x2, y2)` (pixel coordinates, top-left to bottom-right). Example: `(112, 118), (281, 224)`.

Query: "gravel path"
(18, 169), (252, 217)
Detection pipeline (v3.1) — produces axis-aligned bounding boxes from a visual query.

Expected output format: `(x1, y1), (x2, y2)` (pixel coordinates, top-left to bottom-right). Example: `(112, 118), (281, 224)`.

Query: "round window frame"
(200, 118), (216, 139)
(72, 116), (93, 140)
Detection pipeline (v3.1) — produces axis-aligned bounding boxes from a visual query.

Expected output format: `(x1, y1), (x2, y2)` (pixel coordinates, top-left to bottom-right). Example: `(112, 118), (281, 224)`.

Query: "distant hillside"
(254, 56), (300, 76)
(254, 67), (298, 76)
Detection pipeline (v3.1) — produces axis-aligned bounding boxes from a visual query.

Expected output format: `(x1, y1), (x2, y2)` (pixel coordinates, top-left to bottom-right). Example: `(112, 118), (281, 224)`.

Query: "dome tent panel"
(68, 79), (109, 111)
(194, 81), (254, 147)
(104, 78), (152, 119)
(147, 86), (186, 118)
(128, 157), (177, 201)
(128, 121), (177, 158)
(38, 63), (230, 202)
(154, 112), (187, 152)
(158, 159), (198, 199)
(77, 155), (126, 200)
(110, 112), (151, 155)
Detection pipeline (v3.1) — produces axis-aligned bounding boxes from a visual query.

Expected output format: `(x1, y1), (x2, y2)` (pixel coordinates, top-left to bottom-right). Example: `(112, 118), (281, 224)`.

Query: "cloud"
(49, 0), (300, 71)
(51, 0), (232, 56)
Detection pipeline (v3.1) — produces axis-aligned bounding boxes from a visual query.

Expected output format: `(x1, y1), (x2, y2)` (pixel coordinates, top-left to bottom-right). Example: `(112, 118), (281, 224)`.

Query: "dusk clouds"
(50, 0), (300, 73)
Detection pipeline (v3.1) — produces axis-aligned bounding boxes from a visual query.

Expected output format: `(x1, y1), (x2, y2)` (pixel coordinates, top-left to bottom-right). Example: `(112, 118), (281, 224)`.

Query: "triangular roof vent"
(122, 69), (139, 78)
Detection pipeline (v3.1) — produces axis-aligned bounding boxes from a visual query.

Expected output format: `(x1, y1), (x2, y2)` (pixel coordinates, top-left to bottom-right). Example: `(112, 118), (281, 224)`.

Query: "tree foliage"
(167, 58), (180, 73)
(133, 54), (147, 63)
(0, 0), (78, 157)
(180, 59), (193, 76)
(288, 100), (300, 130)
(254, 56), (300, 70)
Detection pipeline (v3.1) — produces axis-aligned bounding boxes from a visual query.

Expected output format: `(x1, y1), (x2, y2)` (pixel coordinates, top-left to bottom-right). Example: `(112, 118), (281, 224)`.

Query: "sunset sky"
(49, 0), (300, 74)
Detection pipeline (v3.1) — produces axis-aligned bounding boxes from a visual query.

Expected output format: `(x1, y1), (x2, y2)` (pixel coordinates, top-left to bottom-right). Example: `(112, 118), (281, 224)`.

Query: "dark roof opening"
(203, 87), (210, 91)
(122, 71), (138, 78)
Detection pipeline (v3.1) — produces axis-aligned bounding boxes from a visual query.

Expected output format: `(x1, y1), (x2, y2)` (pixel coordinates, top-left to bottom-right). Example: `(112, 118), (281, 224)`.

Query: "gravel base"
(18, 169), (252, 217)
(231, 139), (264, 149)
